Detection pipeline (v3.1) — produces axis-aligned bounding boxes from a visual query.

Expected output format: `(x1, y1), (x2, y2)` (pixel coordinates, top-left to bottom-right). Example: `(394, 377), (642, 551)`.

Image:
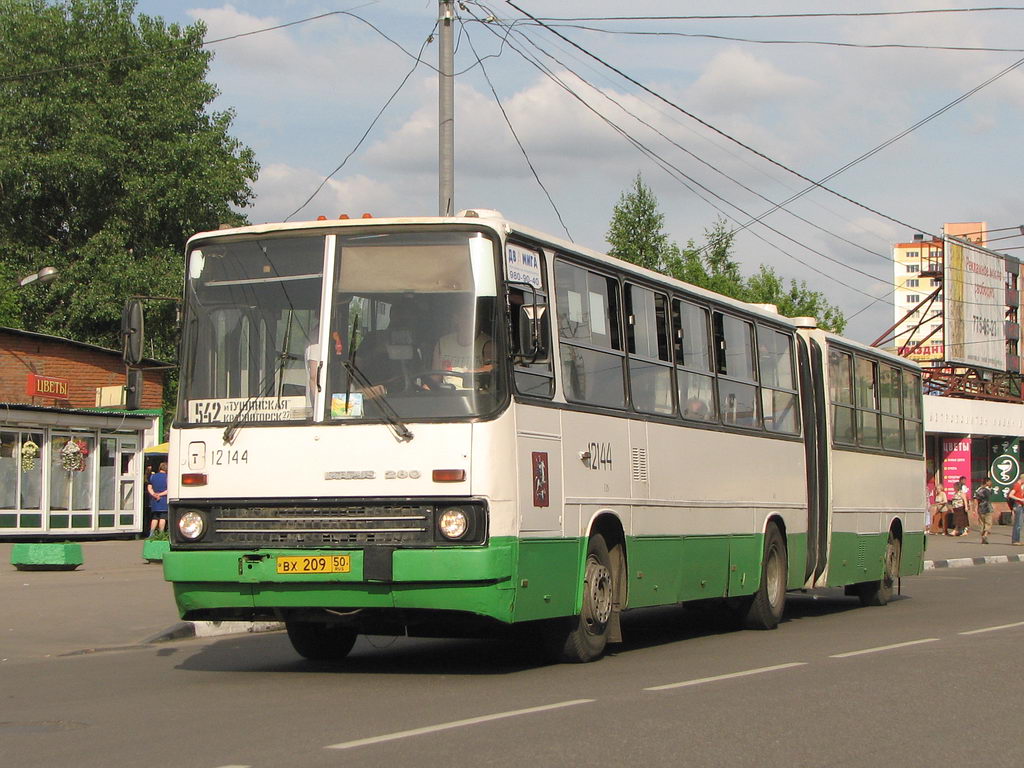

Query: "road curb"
(924, 554), (1024, 570)
(145, 620), (283, 644)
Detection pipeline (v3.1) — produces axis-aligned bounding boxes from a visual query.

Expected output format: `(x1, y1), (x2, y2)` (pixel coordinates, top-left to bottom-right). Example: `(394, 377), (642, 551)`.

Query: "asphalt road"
(3, 563), (1023, 768)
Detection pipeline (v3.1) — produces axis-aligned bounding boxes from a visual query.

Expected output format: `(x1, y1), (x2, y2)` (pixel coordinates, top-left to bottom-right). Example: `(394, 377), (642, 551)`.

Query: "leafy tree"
(606, 174), (676, 272)
(746, 264), (847, 334)
(606, 175), (845, 333)
(0, 0), (258, 415)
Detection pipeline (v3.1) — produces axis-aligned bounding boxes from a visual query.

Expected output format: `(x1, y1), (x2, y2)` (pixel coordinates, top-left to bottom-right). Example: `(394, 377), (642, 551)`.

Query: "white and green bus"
(161, 210), (926, 662)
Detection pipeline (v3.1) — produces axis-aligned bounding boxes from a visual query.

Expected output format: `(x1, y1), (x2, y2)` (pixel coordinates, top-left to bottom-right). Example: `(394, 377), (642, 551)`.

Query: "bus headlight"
(178, 510), (207, 541)
(437, 508), (469, 540)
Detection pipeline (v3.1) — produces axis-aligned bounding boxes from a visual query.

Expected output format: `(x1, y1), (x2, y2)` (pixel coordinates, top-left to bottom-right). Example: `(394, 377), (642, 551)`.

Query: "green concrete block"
(11, 542), (84, 571)
(142, 538), (170, 563)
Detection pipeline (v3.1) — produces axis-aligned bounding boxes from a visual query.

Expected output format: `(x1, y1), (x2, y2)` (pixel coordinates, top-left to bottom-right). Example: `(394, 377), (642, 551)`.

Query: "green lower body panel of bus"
(825, 530), (925, 588)
(163, 531), (815, 627)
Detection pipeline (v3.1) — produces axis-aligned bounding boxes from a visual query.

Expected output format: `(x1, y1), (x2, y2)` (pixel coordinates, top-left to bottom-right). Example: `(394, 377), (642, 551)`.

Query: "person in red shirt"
(1008, 476), (1024, 545)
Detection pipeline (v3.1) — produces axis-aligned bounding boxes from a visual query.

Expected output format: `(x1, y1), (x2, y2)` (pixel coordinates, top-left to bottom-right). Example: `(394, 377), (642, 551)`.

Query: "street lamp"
(17, 266), (59, 288)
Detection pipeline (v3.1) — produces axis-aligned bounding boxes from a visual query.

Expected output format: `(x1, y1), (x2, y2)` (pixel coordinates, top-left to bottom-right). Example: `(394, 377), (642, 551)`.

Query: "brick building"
(1, 327), (165, 537)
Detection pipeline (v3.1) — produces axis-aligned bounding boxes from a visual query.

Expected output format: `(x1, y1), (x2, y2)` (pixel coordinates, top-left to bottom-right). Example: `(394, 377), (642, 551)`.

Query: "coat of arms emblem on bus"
(532, 451), (549, 507)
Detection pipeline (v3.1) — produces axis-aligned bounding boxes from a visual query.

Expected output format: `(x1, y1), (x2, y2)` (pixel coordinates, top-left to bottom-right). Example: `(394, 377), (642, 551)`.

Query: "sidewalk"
(2, 529), (1023, 662)
(922, 523), (1024, 568)
(0, 540), (278, 663)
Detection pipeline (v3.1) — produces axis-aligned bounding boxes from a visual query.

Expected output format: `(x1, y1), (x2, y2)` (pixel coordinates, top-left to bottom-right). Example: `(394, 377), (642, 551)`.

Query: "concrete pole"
(438, 0), (455, 216)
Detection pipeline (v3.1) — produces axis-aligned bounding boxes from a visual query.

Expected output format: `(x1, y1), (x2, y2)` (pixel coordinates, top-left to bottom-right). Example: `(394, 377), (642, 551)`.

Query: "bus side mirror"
(122, 299), (145, 365)
(518, 303), (549, 360)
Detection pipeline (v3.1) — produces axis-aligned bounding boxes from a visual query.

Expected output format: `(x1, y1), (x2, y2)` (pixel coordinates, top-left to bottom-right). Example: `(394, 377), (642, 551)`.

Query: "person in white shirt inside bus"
(430, 298), (494, 390)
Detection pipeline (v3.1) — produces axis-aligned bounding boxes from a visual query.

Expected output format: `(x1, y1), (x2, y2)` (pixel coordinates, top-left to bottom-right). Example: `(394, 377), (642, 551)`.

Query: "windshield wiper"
(341, 358), (414, 443)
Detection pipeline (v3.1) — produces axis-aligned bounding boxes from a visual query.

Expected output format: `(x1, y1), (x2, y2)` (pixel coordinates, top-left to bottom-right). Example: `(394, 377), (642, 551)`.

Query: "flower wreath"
(20, 439), (39, 472)
(60, 439), (88, 472)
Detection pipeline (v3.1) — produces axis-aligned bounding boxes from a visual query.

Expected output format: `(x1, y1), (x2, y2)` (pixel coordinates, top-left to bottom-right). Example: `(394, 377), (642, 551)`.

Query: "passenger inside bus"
(427, 298), (494, 390)
(353, 303), (426, 395)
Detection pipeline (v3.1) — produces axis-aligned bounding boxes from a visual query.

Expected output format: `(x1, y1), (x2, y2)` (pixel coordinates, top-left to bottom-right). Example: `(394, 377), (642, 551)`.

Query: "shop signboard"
(942, 437), (972, 497)
(989, 438), (1020, 503)
(25, 374), (70, 399)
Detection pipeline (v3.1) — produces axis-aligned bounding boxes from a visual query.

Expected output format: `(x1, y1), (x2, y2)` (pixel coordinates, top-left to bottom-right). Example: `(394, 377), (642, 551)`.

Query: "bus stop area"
(2, 530), (1022, 664)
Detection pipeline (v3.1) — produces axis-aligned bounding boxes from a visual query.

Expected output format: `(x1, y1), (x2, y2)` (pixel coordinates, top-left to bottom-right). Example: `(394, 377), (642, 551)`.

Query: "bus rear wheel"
(856, 532), (900, 607)
(548, 533), (615, 663)
(285, 620), (358, 661)
(739, 523), (787, 630)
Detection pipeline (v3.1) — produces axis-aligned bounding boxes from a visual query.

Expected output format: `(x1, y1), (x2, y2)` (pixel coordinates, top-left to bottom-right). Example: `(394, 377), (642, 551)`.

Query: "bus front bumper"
(162, 539), (517, 623)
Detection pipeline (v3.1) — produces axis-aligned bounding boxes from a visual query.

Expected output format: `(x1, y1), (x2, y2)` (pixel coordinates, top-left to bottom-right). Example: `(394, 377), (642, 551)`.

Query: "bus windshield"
(180, 228), (504, 426)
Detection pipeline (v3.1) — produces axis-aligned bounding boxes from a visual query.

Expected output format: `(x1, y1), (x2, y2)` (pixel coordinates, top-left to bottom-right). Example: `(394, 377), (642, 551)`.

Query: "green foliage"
(745, 264), (847, 335)
(606, 174), (675, 272)
(0, 0), (258, 425)
(606, 175), (846, 333)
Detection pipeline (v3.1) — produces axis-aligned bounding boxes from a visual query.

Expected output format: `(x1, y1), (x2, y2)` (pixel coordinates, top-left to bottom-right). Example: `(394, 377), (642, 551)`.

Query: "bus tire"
(550, 533), (615, 663)
(857, 532), (900, 607)
(285, 620), (358, 661)
(740, 523), (787, 630)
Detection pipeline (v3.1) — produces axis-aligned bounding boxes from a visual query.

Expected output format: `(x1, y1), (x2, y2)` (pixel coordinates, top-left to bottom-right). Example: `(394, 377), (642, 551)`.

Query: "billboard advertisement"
(943, 236), (1005, 371)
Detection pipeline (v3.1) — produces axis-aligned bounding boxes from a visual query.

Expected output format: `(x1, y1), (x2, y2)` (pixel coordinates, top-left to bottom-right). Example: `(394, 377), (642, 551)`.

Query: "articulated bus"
(161, 209), (926, 663)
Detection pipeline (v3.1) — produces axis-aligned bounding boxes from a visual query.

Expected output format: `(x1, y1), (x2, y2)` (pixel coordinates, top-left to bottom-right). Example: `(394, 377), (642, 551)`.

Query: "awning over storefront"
(144, 442), (169, 455)
(925, 395), (1024, 438)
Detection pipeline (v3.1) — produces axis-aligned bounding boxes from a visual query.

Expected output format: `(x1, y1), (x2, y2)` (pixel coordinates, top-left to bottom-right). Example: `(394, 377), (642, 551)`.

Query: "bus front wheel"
(548, 533), (615, 663)
(285, 620), (358, 661)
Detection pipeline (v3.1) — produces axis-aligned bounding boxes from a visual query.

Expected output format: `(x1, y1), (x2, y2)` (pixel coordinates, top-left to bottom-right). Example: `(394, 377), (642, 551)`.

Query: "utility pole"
(438, 0), (455, 216)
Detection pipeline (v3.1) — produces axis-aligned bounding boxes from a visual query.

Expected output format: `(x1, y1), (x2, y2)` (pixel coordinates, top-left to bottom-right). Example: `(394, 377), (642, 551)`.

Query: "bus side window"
(674, 299), (716, 422)
(625, 284), (674, 416)
(554, 260), (626, 409)
(713, 311), (759, 428)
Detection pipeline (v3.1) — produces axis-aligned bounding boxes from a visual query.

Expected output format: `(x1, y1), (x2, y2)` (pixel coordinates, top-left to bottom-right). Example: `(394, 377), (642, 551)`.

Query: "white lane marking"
(644, 662), (807, 691)
(829, 638), (939, 658)
(324, 699), (595, 750)
(959, 620), (1024, 636)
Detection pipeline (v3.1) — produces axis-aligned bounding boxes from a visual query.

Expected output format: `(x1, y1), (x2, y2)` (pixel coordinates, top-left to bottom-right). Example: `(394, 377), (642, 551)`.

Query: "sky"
(131, 1), (1024, 342)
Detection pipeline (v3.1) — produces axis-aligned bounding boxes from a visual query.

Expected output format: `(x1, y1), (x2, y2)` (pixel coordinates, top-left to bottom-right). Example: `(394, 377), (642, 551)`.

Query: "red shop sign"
(26, 374), (70, 399)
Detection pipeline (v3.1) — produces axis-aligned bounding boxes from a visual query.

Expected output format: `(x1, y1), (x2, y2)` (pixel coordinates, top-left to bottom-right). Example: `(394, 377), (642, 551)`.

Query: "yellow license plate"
(276, 555), (351, 574)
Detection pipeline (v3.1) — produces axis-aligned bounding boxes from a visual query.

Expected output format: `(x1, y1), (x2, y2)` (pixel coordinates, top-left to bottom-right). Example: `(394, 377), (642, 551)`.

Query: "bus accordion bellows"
(160, 210), (926, 663)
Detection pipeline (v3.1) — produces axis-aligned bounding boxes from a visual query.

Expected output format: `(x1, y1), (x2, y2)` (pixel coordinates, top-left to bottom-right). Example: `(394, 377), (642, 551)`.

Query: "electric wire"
(461, 22), (573, 242)
(534, 24), (1024, 55)
(533, 8), (1024, 22)
(466, 14), (896, 266)
(505, 1), (952, 239)
(465, 9), (885, 301)
(283, 26), (434, 222)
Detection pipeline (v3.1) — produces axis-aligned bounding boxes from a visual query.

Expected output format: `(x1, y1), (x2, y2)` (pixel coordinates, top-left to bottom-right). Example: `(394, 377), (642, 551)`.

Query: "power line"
(460, 22), (573, 241)
(464, 16), (895, 267)
(466, 9), (886, 301)
(503, 1), (938, 238)
(534, 24), (1024, 54)
(532, 8), (1024, 22)
(284, 26), (435, 221)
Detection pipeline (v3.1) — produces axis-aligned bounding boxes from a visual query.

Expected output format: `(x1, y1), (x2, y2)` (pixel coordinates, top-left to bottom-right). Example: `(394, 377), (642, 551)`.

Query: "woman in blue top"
(147, 462), (169, 537)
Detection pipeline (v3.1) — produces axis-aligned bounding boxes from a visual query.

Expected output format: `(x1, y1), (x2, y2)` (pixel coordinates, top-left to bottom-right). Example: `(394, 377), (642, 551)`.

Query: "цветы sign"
(26, 374), (70, 399)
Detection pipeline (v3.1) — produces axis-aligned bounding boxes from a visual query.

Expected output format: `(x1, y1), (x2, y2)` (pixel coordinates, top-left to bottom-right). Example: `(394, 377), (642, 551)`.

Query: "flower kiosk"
(0, 404), (160, 537)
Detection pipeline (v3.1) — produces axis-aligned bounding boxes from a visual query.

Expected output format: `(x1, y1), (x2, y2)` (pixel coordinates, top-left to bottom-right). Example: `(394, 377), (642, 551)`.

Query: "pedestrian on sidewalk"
(974, 478), (996, 544)
(932, 484), (950, 534)
(147, 461), (169, 537)
(949, 476), (970, 536)
(1009, 476), (1024, 546)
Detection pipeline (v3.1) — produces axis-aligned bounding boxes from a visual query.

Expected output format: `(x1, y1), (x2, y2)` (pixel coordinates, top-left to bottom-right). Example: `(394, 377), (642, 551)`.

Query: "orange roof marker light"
(361, 213), (373, 219)
(316, 215), (327, 221)
(339, 214), (350, 219)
